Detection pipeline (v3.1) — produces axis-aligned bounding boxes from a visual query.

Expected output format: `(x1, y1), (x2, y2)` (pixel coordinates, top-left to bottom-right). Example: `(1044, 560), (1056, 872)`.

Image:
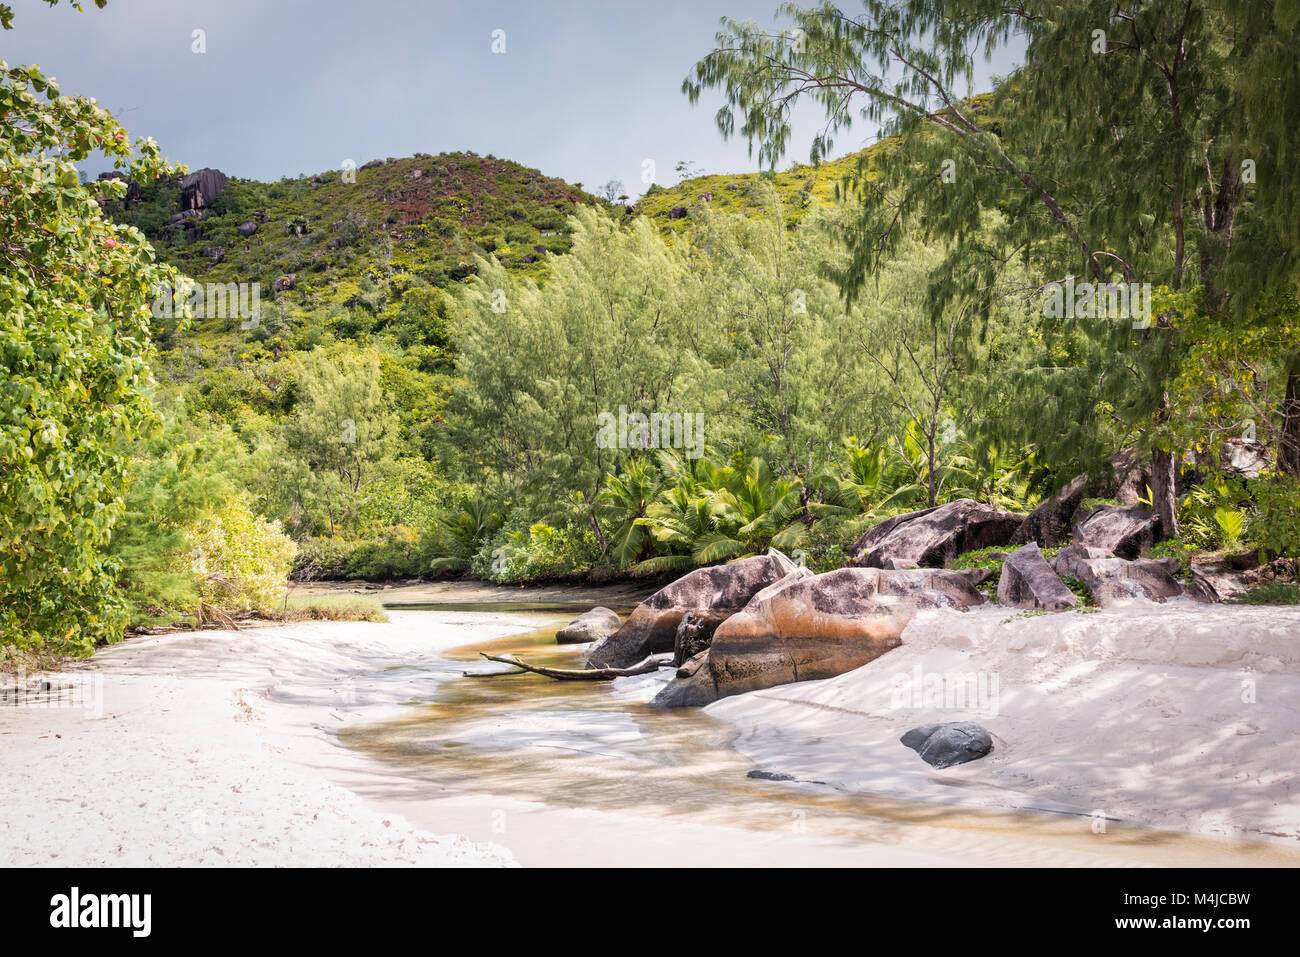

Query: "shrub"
(473, 512), (599, 582)
(292, 537), (353, 579)
(1248, 473), (1300, 559)
(186, 498), (298, 611)
(1146, 538), (1196, 580)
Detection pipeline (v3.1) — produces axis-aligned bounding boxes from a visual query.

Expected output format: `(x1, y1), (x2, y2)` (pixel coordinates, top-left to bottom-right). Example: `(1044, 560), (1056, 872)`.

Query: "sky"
(4, 0), (1026, 194)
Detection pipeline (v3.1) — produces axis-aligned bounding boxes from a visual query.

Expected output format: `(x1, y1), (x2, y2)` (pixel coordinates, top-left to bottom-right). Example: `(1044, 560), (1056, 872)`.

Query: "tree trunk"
(1150, 447), (1178, 541)
(1280, 368), (1300, 479)
(581, 490), (609, 556)
(927, 429), (937, 507)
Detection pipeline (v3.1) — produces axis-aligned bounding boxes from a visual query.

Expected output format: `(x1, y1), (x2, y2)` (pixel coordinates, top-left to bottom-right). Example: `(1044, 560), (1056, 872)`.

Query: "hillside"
(635, 147), (877, 227)
(634, 91), (1000, 229)
(108, 151), (606, 316)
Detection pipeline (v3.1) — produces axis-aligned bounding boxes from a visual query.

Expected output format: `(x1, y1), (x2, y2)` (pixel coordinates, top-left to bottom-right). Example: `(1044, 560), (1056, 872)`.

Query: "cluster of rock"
(654, 562), (989, 707)
(571, 547), (990, 708)
(543, 451), (1290, 771)
(553, 470), (1279, 716)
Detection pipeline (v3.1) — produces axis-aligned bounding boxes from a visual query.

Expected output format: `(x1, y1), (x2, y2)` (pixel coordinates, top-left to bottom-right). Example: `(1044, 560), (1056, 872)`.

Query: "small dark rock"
(901, 721), (994, 769)
(747, 770), (795, 782)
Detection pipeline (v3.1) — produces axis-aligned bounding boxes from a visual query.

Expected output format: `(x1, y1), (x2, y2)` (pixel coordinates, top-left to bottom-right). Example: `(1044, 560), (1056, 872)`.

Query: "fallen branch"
(466, 652), (673, 681)
(200, 602), (241, 631)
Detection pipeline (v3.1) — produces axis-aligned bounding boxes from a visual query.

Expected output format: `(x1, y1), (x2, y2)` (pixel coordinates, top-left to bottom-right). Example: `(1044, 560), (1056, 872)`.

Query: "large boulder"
(1185, 555), (1297, 603)
(555, 607), (621, 644)
(847, 499), (1025, 569)
(1010, 473), (1087, 548)
(1071, 504), (1159, 559)
(585, 549), (797, 669)
(652, 565), (988, 708)
(1053, 546), (1182, 606)
(997, 543), (1077, 611)
(180, 168), (228, 211)
(900, 722), (994, 769)
(1109, 448), (1153, 505)
(1218, 438), (1269, 479)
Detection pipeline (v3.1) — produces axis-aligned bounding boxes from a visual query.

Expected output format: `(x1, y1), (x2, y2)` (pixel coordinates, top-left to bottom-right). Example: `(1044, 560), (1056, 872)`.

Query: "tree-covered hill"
(108, 151), (606, 311)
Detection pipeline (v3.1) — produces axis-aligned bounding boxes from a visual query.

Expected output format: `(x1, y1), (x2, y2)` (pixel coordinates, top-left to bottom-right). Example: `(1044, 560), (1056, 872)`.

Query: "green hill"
(634, 147), (876, 227)
(109, 151), (606, 313)
(634, 92), (999, 229)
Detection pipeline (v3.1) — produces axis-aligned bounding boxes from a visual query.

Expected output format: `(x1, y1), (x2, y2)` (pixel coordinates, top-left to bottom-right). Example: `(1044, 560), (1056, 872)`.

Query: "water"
(341, 604), (1300, 866)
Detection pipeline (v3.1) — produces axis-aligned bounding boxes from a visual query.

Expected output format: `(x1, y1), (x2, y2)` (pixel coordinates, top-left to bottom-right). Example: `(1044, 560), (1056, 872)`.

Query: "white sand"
(705, 600), (1300, 842)
(6, 596), (1298, 867)
(0, 611), (526, 867)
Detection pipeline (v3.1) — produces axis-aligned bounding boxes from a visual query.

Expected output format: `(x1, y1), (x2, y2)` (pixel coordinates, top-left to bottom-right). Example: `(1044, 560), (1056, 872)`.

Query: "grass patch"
(953, 545), (1012, 600)
(269, 594), (389, 622)
(1080, 497), (1119, 511)
(1060, 573), (1096, 607)
(1232, 582), (1300, 606)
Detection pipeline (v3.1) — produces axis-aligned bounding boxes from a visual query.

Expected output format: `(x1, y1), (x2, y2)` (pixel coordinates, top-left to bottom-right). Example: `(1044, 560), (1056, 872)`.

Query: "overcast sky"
(6, 0), (1025, 193)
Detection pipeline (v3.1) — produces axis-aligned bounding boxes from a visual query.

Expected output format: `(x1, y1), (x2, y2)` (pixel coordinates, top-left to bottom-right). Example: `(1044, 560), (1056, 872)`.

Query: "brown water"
(343, 606), (1300, 867)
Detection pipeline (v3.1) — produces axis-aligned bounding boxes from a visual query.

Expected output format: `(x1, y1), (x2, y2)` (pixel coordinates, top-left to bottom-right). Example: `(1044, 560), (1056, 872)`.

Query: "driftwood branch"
(466, 652), (673, 681)
(198, 602), (241, 631)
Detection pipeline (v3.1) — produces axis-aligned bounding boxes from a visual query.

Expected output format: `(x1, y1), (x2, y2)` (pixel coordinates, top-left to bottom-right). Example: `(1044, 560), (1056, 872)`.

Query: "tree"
(0, 54), (179, 652)
(692, 194), (873, 479)
(449, 207), (711, 547)
(685, 0), (1300, 537)
(279, 346), (400, 536)
(598, 178), (625, 203)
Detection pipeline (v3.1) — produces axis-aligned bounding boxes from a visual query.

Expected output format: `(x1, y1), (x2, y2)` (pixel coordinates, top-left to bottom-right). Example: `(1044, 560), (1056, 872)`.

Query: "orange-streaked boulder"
(585, 549), (798, 669)
(652, 565), (989, 707)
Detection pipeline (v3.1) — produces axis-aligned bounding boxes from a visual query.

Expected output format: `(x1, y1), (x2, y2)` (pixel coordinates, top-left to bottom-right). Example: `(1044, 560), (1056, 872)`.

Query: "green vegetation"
(1233, 583), (1300, 606)
(6, 0), (1300, 658)
(274, 594), (388, 623)
(0, 56), (179, 654)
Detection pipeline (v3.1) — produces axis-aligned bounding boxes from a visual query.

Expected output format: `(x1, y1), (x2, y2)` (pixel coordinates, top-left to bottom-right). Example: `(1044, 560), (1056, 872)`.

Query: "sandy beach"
(4, 586), (1298, 867)
(1, 608), (531, 867)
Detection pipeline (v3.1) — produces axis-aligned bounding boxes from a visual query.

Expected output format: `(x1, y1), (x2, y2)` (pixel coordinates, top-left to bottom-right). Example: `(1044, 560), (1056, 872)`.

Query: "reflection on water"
(343, 607), (1300, 866)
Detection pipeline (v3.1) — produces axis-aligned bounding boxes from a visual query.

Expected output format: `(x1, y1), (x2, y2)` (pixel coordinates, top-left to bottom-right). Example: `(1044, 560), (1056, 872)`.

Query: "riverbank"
(4, 586), (1297, 866)
(0, 610), (535, 867)
(288, 577), (655, 609)
(699, 601), (1300, 843)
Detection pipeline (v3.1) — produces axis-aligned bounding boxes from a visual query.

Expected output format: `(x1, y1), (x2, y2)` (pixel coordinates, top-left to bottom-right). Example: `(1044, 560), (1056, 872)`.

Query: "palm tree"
(632, 484), (727, 574)
(594, 457), (663, 568)
(811, 436), (925, 517)
(428, 493), (504, 573)
(633, 455), (806, 572)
